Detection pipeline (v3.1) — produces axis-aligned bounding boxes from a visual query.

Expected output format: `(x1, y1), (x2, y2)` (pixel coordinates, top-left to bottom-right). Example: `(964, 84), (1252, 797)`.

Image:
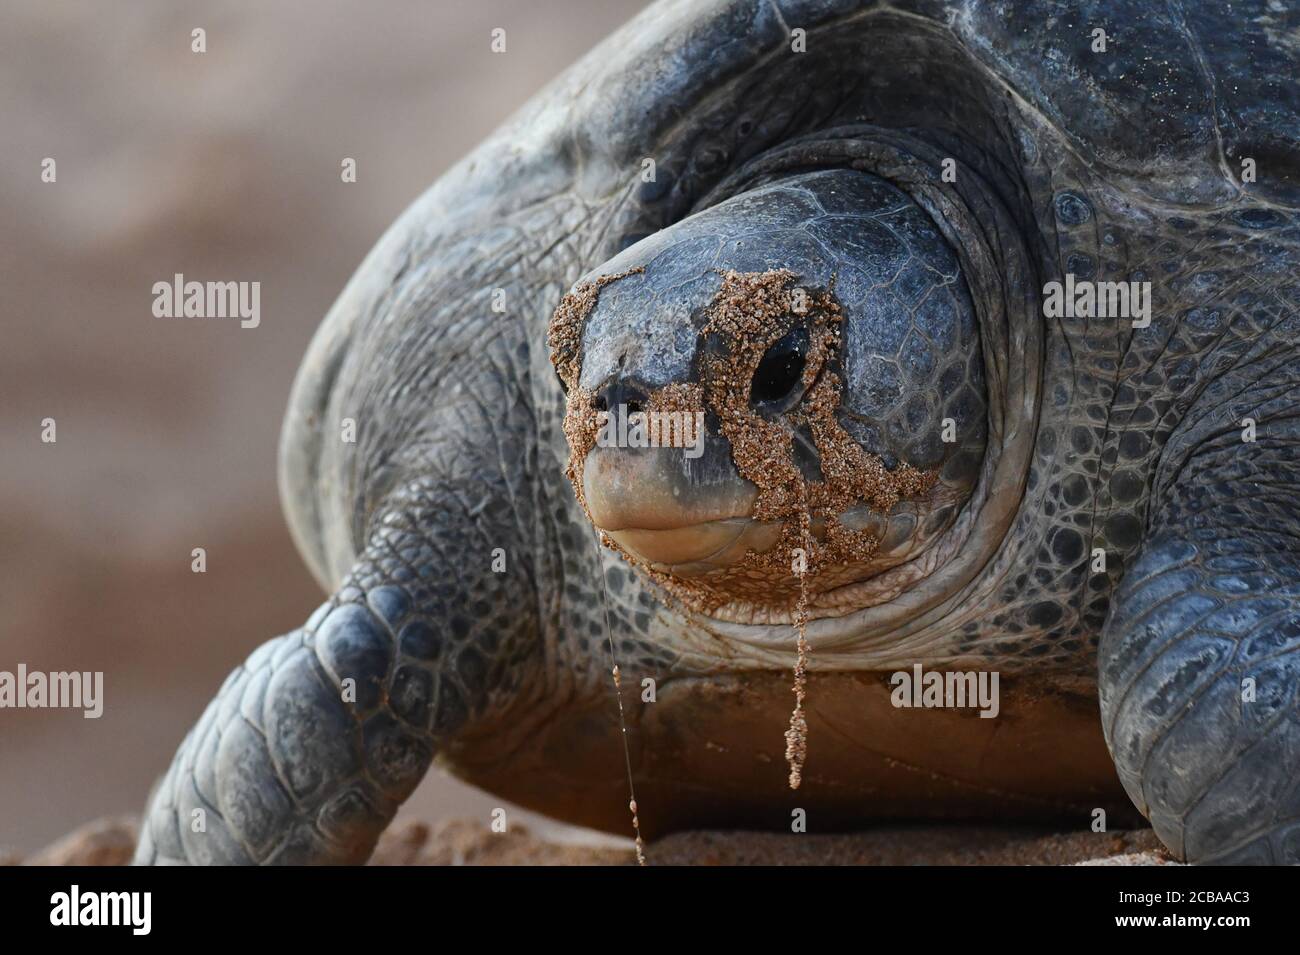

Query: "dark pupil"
(751, 326), (808, 405)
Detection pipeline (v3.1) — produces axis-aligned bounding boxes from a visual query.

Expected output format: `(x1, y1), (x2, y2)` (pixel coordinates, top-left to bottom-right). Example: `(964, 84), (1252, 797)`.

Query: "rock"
(645, 826), (1169, 866)
(370, 819), (629, 866)
(8, 816), (1172, 865)
(11, 817), (138, 866)
(1076, 851), (1178, 866)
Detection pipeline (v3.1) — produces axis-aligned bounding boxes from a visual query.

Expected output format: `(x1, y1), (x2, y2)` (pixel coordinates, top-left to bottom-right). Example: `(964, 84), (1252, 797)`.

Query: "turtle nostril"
(594, 375), (649, 418)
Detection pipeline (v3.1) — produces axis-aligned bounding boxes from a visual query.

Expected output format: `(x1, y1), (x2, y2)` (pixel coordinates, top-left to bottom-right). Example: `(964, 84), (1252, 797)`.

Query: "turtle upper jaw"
(581, 445), (774, 575)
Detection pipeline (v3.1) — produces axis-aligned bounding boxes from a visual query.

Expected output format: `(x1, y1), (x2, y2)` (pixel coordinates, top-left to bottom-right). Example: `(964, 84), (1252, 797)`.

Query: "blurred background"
(0, 0), (648, 852)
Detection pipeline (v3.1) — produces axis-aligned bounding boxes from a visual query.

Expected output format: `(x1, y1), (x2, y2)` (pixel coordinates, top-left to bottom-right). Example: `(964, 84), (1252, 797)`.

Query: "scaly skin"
(1101, 351), (1300, 863)
(138, 0), (1300, 863)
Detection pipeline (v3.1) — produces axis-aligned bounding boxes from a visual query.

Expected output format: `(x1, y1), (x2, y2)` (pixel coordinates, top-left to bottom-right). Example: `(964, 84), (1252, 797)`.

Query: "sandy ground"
(5, 817), (1174, 866)
(0, 0), (648, 852)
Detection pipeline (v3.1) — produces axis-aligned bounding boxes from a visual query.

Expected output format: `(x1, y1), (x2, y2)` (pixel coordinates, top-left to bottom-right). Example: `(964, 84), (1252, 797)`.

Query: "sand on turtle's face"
(695, 270), (936, 596)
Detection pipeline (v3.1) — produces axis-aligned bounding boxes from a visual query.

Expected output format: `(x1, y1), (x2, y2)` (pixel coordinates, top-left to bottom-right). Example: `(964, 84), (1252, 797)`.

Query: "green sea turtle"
(135, 0), (1300, 864)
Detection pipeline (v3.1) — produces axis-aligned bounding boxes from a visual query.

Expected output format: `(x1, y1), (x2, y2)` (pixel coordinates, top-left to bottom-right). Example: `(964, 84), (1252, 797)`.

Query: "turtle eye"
(750, 326), (808, 407)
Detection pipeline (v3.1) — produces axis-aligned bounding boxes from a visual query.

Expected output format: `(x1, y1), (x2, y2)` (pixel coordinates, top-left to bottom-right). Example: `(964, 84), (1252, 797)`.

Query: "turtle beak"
(582, 444), (781, 576)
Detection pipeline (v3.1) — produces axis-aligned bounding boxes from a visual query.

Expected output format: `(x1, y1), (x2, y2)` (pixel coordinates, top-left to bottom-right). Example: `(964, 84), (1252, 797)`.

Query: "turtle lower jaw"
(604, 518), (783, 577)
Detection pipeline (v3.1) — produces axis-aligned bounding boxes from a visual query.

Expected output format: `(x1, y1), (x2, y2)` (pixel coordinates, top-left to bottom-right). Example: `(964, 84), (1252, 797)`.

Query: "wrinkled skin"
(136, 0), (1300, 864)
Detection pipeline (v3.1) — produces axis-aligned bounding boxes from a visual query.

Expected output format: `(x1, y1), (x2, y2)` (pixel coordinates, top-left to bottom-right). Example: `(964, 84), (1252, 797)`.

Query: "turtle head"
(549, 169), (987, 611)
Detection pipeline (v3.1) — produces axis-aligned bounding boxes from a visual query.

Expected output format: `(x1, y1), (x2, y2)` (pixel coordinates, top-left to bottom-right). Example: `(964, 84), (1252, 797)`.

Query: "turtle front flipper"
(134, 602), (421, 864)
(134, 474), (545, 865)
(1099, 374), (1300, 864)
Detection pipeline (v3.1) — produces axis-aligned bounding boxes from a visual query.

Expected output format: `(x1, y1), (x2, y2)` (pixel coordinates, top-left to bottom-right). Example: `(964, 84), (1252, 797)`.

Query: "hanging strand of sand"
(784, 484), (812, 790)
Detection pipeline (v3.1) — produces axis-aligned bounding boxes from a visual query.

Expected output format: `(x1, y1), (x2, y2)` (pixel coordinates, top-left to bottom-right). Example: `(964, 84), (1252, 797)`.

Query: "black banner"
(0, 864), (1280, 941)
